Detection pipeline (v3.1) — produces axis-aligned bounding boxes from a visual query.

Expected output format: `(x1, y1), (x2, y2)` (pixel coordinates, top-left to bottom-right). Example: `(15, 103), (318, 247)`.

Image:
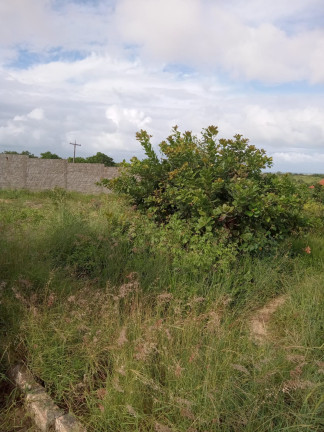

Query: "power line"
(69, 140), (81, 163)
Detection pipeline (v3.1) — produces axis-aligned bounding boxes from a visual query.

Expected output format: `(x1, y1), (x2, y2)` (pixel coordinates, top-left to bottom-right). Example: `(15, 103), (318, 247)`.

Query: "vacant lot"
(0, 188), (323, 431)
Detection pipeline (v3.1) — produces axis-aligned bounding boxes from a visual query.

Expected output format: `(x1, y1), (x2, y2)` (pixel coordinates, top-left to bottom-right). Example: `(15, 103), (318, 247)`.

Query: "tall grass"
(0, 189), (323, 431)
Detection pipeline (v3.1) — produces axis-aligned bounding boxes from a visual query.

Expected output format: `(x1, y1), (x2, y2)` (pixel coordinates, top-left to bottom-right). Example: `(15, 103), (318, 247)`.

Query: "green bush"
(310, 182), (324, 203)
(105, 126), (307, 251)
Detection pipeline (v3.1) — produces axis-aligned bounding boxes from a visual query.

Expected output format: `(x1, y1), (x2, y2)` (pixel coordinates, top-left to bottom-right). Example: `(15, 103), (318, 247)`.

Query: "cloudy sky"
(0, 0), (324, 172)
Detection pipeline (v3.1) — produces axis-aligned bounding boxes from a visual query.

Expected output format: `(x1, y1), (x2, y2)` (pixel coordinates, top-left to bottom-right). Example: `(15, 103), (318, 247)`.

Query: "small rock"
(26, 391), (63, 431)
(55, 413), (87, 432)
(10, 364), (87, 431)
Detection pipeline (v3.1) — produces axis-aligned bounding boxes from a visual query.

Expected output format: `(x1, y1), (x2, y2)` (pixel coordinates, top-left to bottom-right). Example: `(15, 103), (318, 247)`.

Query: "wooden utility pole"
(69, 140), (81, 163)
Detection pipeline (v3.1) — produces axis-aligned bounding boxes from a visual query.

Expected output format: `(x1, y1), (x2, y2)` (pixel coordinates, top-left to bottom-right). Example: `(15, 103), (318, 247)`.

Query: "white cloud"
(13, 108), (44, 122)
(0, 0), (52, 47)
(113, 0), (324, 84)
(1, 0), (323, 83)
(222, 0), (324, 26)
(272, 151), (324, 172)
(106, 106), (151, 129)
(2, 53), (324, 165)
(237, 105), (324, 148)
(27, 108), (44, 120)
(0, 0), (324, 172)
(0, 0), (113, 57)
(0, 108), (46, 150)
(0, 121), (25, 140)
(274, 152), (324, 163)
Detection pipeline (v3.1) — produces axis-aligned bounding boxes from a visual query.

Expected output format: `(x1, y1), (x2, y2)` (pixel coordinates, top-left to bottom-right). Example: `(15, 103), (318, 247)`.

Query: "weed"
(0, 189), (323, 431)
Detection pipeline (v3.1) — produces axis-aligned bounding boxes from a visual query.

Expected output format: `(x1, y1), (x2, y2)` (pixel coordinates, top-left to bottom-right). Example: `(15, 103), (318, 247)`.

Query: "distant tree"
(85, 152), (116, 167)
(21, 150), (37, 158)
(2, 150), (37, 158)
(67, 157), (87, 163)
(40, 151), (62, 159)
(67, 152), (116, 166)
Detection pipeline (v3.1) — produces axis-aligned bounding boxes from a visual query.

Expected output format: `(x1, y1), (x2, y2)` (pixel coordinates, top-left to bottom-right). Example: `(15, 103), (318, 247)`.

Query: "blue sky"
(0, 0), (324, 172)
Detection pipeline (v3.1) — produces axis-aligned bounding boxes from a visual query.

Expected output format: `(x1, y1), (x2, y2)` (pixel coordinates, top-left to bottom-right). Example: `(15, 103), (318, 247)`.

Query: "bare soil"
(250, 295), (287, 343)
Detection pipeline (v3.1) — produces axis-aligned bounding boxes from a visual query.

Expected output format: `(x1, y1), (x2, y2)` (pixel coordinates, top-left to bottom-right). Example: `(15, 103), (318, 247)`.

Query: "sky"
(0, 0), (324, 172)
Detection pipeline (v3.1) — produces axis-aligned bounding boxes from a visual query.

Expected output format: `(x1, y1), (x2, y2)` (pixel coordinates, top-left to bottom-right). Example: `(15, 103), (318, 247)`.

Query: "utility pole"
(69, 140), (81, 163)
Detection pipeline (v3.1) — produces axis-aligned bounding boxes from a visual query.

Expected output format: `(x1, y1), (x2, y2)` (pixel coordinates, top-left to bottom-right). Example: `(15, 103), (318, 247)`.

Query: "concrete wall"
(0, 154), (27, 189)
(0, 154), (119, 194)
(67, 163), (105, 194)
(27, 158), (67, 190)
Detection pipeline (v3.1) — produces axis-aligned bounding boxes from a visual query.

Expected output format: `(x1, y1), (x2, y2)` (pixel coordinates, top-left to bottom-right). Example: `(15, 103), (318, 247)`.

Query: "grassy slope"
(0, 189), (323, 431)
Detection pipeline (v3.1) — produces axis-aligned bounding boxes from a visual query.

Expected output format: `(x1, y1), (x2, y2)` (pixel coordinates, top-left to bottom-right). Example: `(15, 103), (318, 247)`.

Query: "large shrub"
(105, 126), (306, 251)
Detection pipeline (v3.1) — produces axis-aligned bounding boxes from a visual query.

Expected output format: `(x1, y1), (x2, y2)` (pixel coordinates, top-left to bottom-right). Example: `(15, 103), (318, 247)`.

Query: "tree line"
(2, 150), (116, 167)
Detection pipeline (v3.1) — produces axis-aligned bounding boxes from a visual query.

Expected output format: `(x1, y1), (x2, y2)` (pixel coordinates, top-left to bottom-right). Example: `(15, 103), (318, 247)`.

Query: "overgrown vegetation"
(1, 131), (324, 431)
(105, 127), (307, 252)
(0, 185), (323, 431)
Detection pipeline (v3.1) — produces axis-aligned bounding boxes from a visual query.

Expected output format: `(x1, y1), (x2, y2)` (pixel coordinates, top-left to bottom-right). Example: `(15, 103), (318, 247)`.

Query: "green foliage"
(21, 150), (37, 158)
(288, 173), (324, 185)
(2, 149), (116, 166)
(2, 150), (20, 155)
(86, 152), (116, 167)
(310, 183), (324, 203)
(40, 151), (62, 159)
(48, 187), (69, 207)
(107, 126), (307, 251)
(2, 150), (37, 158)
(67, 156), (88, 163)
(67, 152), (116, 166)
(2, 149), (61, 159)
(1, 190), (324, 432)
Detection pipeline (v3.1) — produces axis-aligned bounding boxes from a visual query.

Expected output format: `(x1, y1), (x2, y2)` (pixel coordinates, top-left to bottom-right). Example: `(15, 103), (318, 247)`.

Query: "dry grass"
(1, 189), (323, 431)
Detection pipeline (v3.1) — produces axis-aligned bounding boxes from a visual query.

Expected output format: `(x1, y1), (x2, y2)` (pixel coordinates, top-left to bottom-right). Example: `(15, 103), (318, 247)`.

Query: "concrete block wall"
(67, 163), (105, 194)
(103, 166), (120, 180)
(27, 158), (67, 190)
(0, 154), (27, 189)
(0, 154), (119, 194)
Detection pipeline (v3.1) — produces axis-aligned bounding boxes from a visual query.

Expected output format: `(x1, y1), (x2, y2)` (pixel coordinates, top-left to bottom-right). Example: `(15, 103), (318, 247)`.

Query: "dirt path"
(249, 295), (288, 343)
